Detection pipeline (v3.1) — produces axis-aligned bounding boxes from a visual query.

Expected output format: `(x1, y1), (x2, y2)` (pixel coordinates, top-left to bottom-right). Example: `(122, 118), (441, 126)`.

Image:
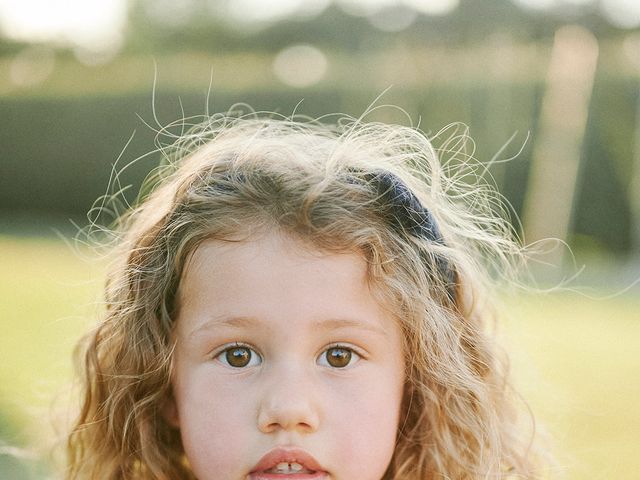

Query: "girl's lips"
(249, 447), (328, 479)
(249, 474), (328, 480)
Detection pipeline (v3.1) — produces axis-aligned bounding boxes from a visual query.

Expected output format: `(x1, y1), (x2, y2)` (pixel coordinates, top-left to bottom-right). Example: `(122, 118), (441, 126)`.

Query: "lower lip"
(249, 473), (329, 480)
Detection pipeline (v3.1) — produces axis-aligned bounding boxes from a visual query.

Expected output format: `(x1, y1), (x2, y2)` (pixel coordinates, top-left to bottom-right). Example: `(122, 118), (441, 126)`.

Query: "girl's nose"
(257, 365), (320, 434)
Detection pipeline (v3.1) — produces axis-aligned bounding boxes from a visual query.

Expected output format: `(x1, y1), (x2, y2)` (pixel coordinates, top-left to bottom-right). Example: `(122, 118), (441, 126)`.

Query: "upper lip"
(250, 446), (325, 473)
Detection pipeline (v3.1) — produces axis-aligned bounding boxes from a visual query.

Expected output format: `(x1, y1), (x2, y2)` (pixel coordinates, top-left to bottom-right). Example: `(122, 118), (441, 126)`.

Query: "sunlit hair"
(66, 108), (548, 479)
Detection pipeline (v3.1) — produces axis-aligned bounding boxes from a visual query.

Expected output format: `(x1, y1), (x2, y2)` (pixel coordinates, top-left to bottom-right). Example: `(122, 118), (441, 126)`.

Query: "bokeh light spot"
(273, 44), (328, 88)
(368, 5), (417, 31)
(403, 0), (459, 16)
(222, 0), (329, 26)
(339, 0), (457, 17)
(337, 0), (396, 17)
(601, 0), (640, 28)
(0, 0), (126, 49)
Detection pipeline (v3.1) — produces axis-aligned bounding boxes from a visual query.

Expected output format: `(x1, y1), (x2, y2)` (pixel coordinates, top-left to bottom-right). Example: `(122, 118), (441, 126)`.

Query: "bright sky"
(0, 0), (127, 48)
(0, 0), (638, 49)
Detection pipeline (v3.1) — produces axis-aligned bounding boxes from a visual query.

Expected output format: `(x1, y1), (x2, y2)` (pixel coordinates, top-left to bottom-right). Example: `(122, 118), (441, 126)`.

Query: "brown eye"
(219, 345), (261, 368)
(321, 347), (358, 368)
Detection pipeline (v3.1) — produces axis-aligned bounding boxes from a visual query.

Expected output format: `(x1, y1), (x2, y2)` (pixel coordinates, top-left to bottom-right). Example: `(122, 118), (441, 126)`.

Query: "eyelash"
(317, 344), (362, 369)
(215, 343), (262, 368)
(213, 343), (363, 369)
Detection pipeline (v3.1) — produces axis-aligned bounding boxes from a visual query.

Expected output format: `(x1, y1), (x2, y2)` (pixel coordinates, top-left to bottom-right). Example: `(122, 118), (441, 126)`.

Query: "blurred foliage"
(123, 0), (624, 54)
(0, 75), (635, 252)
(0, 0), (638, 256)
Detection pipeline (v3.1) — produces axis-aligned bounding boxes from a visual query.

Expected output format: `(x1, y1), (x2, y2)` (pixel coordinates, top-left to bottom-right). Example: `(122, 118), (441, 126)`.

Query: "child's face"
(169, 231), (406, 480)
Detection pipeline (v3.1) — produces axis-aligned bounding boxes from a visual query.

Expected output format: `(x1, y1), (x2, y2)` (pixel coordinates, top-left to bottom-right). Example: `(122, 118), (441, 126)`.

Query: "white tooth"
(271, 462), (305, 474)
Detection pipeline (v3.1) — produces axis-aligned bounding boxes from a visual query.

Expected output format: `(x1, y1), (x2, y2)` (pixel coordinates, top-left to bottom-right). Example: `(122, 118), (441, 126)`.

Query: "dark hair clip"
(365, 171), (457, 303)
(367, 171), (444, 242)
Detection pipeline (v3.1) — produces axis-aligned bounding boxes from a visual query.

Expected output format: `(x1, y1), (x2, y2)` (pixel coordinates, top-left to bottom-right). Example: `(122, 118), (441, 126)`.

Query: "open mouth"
(265, 462), (314, 474)
(249, 447), (329, 479)
(251, 461), (327, 478)
(249, 471), (326, 479)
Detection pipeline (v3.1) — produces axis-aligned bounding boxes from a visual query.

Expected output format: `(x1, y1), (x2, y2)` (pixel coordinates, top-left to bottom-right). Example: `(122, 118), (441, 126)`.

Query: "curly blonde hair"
(66, 109), (548, 479)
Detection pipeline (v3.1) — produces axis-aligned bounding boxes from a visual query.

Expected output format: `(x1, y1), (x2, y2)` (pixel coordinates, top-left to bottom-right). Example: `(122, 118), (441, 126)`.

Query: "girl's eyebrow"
(311, 317), (388, 336)
(187, 315), (388, 340)
(188, 315), (259, 340)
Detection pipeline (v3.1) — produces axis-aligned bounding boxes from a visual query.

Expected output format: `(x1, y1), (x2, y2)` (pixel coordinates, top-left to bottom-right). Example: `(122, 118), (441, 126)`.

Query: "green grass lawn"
(503, 293), (640, 479)
(1, 234), (638, 479)
(0, 234), (103, 465)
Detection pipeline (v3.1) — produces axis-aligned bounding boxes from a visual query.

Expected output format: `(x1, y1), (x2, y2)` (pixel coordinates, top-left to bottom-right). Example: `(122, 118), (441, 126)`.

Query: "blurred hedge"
(0, 78), (634, 253)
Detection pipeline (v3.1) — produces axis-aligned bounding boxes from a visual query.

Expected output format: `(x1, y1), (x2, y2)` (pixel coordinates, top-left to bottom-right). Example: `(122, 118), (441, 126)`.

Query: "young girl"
(66, 110), (547, 479)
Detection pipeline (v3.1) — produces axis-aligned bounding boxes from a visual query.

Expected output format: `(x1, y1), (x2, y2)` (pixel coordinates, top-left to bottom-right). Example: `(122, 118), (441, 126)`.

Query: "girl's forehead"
(183, 231), (365, 280)
(174, 231), (401, 335)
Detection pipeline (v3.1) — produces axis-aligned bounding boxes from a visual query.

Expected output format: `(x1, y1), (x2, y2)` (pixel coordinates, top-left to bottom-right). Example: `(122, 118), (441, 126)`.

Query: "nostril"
(258, 414), (316, 434)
